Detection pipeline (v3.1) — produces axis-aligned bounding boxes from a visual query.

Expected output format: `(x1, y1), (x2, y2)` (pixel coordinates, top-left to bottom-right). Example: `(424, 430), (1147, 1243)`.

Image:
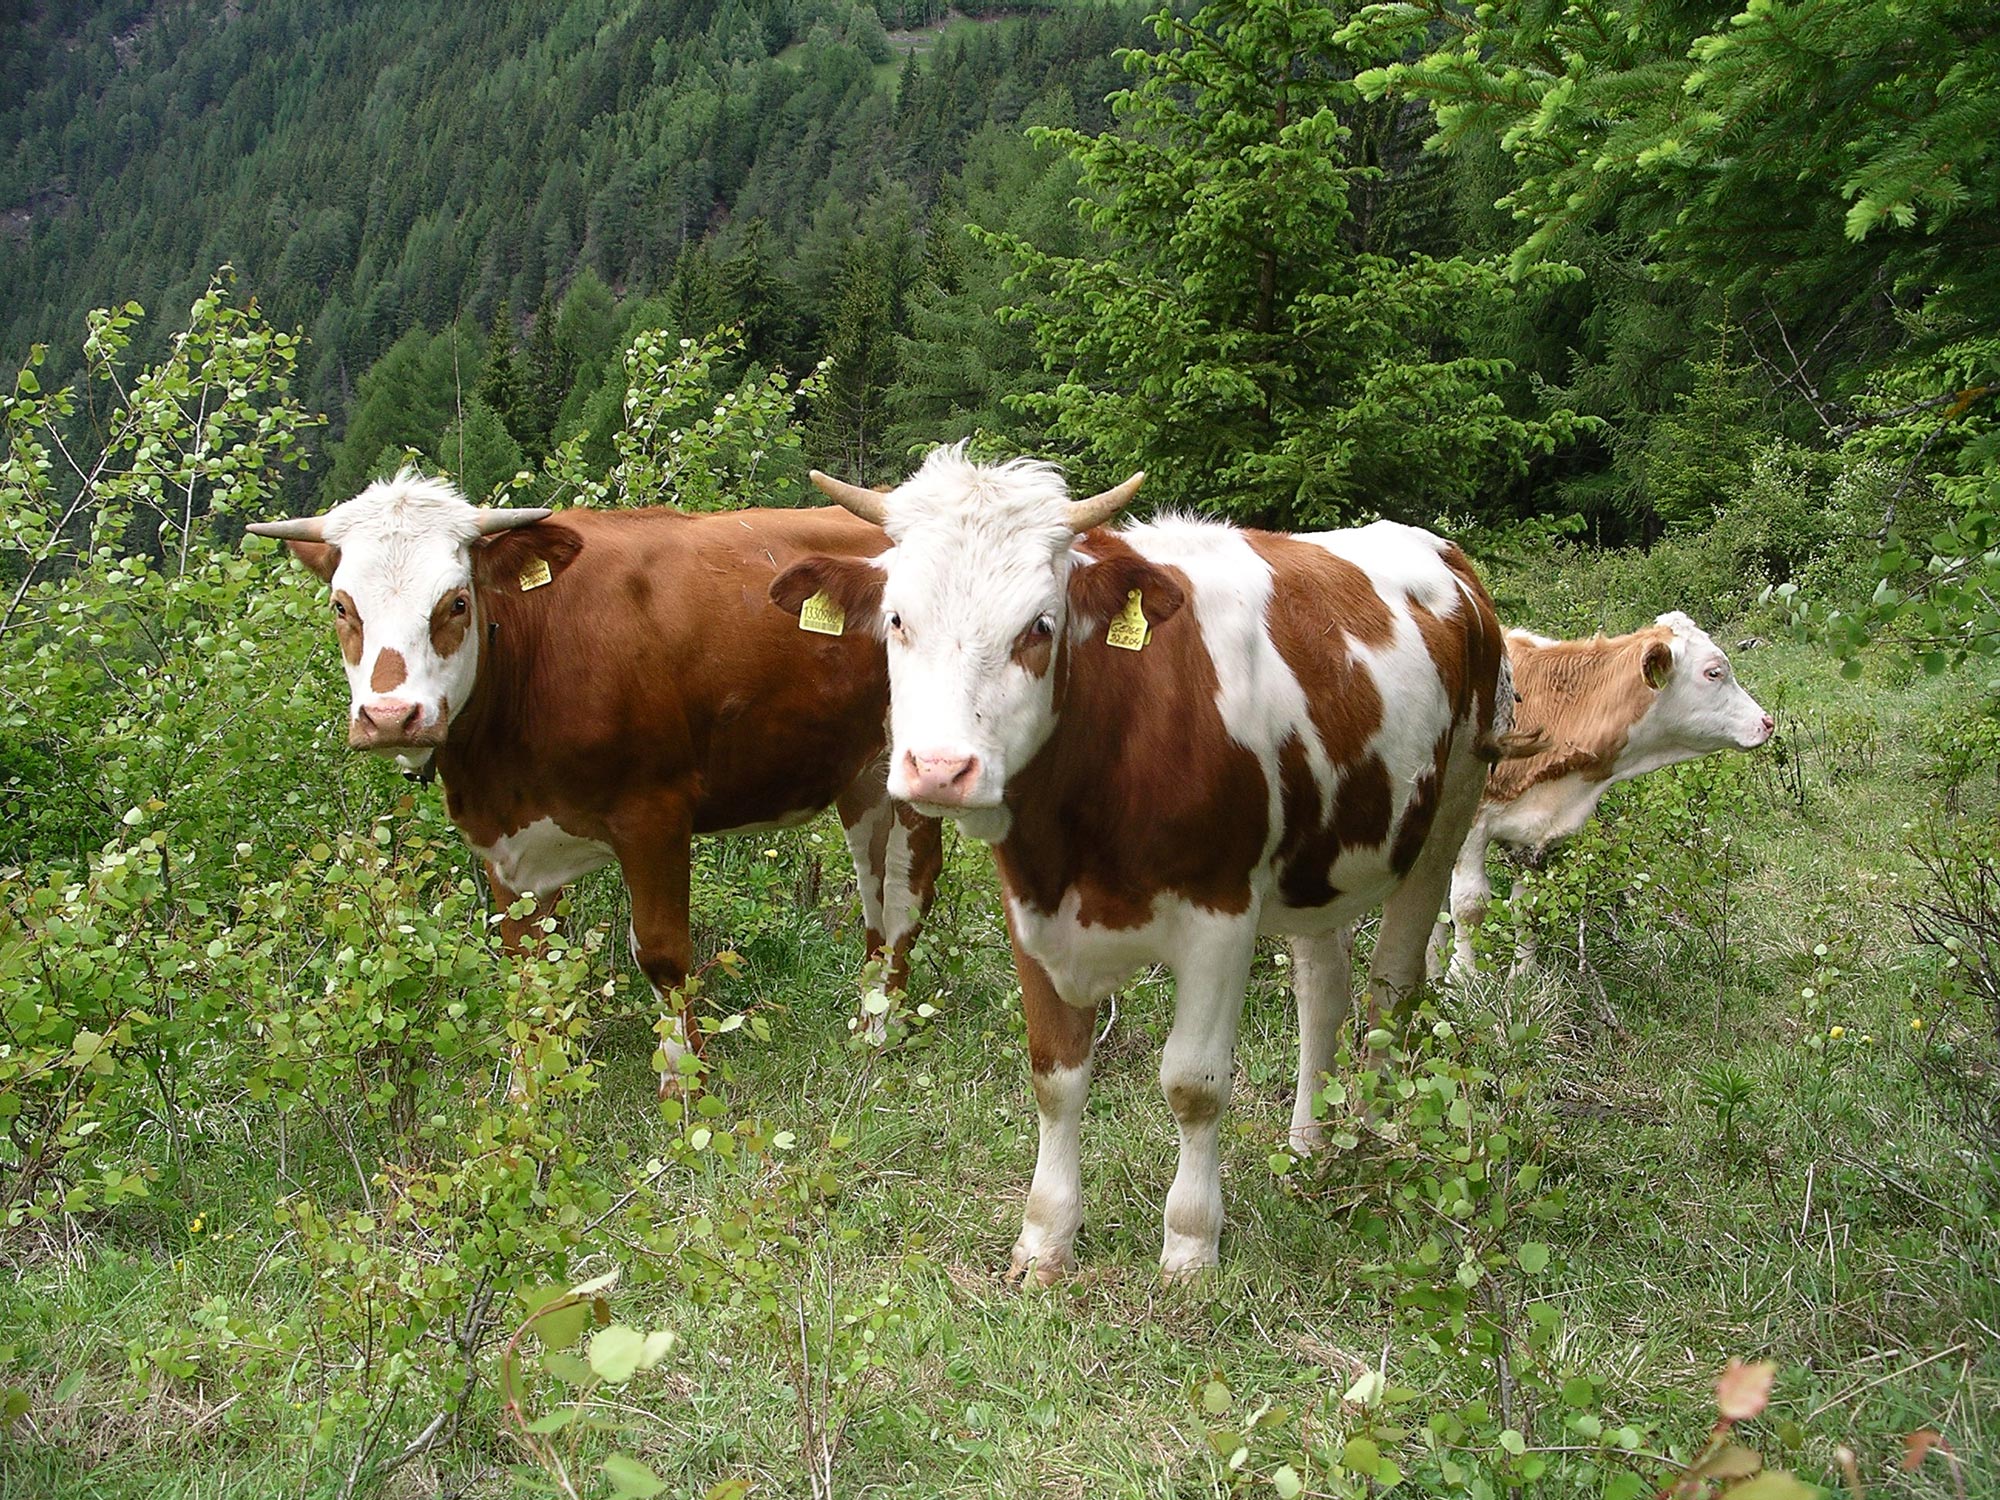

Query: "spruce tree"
(987, 0), (1583, 527)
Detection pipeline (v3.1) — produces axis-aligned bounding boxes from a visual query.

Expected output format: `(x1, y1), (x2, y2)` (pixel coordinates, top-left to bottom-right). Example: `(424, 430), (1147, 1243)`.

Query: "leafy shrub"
(1483, 440), (1895, 636)
(1475, 758), (1757, 1011)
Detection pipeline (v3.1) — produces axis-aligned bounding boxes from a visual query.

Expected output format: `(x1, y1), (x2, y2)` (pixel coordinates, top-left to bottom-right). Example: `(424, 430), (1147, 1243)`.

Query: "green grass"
(3, 631), (1996, 1499)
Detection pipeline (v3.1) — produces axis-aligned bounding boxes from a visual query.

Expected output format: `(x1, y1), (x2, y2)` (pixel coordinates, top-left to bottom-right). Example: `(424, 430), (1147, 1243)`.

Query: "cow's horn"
(1065, 472), (1144, 533)
(809, 470), (889, 526)
(474, 507), (552, 534)
(245, 515), (330, 541)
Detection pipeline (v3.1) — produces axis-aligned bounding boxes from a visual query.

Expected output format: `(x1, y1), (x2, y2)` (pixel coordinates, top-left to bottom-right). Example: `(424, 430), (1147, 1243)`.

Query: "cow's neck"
(434, 585), (548, 797)
(991, 609), (1255, 929)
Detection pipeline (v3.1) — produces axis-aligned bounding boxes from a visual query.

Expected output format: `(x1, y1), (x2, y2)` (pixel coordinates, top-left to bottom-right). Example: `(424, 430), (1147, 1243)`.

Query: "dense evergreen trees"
(4, 0), (1992, 610)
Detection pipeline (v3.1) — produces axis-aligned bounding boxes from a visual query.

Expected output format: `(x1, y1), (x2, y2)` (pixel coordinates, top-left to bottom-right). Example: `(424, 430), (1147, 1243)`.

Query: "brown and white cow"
(248, 472), (941, 1080)
(1436, 612), (1773, 978)
(770, 446), (1516, 1278)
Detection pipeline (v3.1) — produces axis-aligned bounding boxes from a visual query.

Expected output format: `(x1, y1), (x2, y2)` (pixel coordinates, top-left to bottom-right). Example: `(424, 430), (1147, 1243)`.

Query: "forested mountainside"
(4, 0), (1997, 540)
(1, 2), (1133, 442)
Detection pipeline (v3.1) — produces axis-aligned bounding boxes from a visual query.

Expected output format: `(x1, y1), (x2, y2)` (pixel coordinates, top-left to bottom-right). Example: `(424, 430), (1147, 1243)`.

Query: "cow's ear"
(1068, 552), (1185, 634)
(285, 540), (341, 583)
(1642, 639), (1674, 690)
(771, 554), (887, 636)
(472, 522), (584, 595)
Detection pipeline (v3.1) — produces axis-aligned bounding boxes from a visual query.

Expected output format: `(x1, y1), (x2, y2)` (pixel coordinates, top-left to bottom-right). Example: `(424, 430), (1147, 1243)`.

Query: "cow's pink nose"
(903, 749), (981, 804)
(1759, 714), (1775, 737)
(350, 698), (423, 749)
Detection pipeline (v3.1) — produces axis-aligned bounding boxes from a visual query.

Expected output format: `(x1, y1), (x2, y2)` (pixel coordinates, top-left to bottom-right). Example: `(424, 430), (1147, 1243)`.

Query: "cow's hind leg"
(836, 765), (942, 1040)
(1288, 929), (1355, 1155)
(1160, 917), (1257, 1279)
(1008, 933), (1096, 1286)
(1369, 752), (1487, 1043)
(1443, 826), (1494, 981)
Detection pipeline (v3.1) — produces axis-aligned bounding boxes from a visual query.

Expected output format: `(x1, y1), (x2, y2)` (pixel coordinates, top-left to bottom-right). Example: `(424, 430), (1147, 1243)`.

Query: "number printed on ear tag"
(1106, 588), (1148, 651)
(518, 557), (552, 591)
(798, 590), (846, 636)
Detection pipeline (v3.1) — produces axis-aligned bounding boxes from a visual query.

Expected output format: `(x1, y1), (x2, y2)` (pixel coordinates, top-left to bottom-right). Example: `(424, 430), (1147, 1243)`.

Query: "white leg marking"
(840, 801), (897, 1043)
(1010, 1060), (1092, 1283)
(879, 814), (924, 953)
(634, 922), (693, 1083)
(1159, 924), (1257, 1278)
(1289, 930), (1354, 1155)
(1446, 827), (1493, 981)
(840, 802), (893, 941)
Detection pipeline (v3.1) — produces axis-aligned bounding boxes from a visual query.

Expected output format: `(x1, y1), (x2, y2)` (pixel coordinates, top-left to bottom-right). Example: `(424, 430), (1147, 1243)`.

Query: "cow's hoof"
(1288, 1124), (1326, 1156)
(1005, 1244), (1069, 1287)
(1159, 1253), (1218, 1284)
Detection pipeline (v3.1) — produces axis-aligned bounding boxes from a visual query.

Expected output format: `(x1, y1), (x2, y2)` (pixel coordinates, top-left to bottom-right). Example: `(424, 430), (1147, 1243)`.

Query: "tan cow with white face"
(250, 471), (943, 1080)
(1437, 611), (1774, 977)
(772, 445), (1519, 1279)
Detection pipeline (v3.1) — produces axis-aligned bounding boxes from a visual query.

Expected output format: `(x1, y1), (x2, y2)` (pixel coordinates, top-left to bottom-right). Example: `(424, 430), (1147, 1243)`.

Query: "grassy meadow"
(3, 545), (1996, 1499)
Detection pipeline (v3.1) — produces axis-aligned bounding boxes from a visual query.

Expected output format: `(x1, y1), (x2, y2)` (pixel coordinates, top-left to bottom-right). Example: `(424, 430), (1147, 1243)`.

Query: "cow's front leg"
(610, 800), (697, 1095)
(1007, 936), (1095, 1286)
(486, 866), (565, 1104)
(836, 769), (945, 1040)
(1160, 921), (1257, 1279)
(1288, 929), (1354, 1155)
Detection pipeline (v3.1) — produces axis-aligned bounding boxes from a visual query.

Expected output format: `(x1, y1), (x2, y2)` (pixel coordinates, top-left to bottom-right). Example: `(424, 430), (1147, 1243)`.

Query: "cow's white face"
(876, 513), (1076, 812)
(769, 447), (1171, 833)
(251, 472), (548, 769)
(1645, 610), (1774, 756)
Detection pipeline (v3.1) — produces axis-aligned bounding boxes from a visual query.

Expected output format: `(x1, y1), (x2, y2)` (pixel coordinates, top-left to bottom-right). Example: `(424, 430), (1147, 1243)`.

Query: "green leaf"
(51, 1371), (85, 1402)
(1516, 1242), (1551, 1274)
(1342, 1436), (1381, 1477)
(602, 1453), (666, 1497)
(1201, 1378), (1231, 1415)
(588, 1325), (646, 1383)
(542, 1351), (593, 1387)
(1498, 1428), (1527, 1456)
(637, 1329), (676, 1370)
(1271, 1464), (1303, 1498)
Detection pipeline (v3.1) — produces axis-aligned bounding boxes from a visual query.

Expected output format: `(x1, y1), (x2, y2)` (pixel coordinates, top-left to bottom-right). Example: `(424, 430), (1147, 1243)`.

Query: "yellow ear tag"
(518, 557), (552, 592)
(798, 590), (846, 637)
(1106, 589), (1149, 651)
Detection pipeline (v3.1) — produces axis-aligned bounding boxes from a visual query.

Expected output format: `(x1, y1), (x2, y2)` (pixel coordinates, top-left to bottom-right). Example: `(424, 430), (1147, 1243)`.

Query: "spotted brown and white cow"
(1436, 612), (1774, 978)
(248, 472), (941, 1080)
(770, 446), (1517, 1278)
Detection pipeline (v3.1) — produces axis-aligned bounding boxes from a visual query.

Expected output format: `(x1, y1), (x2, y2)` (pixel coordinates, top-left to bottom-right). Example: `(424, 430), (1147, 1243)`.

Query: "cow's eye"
(1705, 664), (1725, 681)
(1030, 614), (1053, 638)
(887, 611), (903, 632)
(452, 593), (469, 615)
(333, 599), (347, 619)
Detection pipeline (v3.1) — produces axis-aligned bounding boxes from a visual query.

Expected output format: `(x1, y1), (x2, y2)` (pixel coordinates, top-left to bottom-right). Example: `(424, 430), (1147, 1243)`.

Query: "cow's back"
(443, 506), (895, 843)
(998, 518), (1506, 940)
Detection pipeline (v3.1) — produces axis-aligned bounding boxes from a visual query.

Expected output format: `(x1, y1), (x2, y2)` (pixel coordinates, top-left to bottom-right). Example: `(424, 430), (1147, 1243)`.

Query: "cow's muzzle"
(349, 698), (448, 752)
(897, 749), (986, 807)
